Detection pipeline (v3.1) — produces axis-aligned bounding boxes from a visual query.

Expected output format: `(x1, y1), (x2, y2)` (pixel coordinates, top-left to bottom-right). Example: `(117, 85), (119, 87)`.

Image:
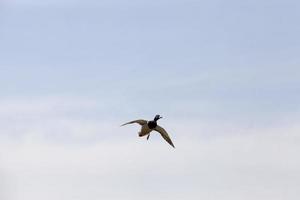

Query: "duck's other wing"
(154, 125), (175, 148)
(121, 119), (147, 126)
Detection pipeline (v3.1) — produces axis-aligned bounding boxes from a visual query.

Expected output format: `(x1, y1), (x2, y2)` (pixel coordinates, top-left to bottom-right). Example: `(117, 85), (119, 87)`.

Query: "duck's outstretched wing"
(121, 119), (147, 126)
(154, 125), (175, 148)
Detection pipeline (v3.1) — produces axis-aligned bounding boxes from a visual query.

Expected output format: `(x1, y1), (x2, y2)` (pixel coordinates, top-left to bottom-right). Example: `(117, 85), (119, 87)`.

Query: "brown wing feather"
(154, 125), (175, 148)
(121, 119), (147, 126)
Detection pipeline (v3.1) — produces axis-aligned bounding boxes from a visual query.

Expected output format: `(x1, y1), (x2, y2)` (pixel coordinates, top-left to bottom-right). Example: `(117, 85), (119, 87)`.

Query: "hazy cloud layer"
(0, 97), (299, 200)
(1, 127), (300, 200)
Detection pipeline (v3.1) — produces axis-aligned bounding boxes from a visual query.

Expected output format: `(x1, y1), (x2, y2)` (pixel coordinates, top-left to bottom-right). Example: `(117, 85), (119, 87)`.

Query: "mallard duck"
(121, 115), (175, 148)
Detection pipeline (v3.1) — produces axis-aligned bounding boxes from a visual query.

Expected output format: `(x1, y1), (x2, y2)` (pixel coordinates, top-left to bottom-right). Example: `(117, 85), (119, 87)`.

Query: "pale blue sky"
(0, 0), (300, 200)
(1, 0), (300, 125)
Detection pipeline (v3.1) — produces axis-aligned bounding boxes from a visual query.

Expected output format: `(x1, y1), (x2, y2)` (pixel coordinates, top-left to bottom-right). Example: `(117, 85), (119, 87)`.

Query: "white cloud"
(0, 128), (299, 200)
(0, 96), (299, 200)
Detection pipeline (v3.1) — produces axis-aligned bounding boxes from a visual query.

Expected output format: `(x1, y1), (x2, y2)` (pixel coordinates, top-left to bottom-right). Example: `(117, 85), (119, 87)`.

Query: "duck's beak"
(159, 116), (163, 119)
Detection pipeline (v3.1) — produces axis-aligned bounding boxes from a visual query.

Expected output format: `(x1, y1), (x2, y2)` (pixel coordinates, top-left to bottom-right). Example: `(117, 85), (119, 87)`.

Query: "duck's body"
(139, 123), (152, 137)
(147, 120), (157, 129)
(121, 115), (175, 148)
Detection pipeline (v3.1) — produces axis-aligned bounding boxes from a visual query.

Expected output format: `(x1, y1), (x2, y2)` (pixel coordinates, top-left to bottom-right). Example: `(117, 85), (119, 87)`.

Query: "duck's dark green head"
(154, 115), (162, 121)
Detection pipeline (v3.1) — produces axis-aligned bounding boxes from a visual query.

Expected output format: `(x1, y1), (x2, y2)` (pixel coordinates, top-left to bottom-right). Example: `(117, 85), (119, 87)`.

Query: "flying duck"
(121, 115), (175, 148)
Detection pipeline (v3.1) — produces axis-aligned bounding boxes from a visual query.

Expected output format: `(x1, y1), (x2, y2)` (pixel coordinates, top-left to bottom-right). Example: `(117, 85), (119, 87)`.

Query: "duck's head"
(154, 115), (162, 121)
